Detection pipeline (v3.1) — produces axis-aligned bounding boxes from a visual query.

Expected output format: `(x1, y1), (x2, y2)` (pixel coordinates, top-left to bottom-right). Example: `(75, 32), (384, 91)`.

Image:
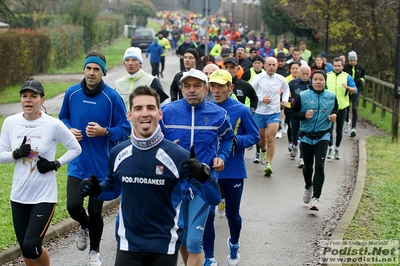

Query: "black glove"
(79, 175), (102, 197)
(182, 146), (210, 183)
(37, 156), (60, 174)
(13, 136), (31, 159)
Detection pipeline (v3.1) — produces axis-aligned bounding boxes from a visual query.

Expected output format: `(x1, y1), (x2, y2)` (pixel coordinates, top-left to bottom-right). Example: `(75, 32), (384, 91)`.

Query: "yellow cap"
(209, 69), (232, 85)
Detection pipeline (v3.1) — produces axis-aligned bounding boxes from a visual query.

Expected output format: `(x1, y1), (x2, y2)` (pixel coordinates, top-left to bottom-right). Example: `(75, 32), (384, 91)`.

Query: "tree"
(121, 0), (156, 26)
(176, 0), (192, 11)
(258, 0), (398, 78)
(65, 0), (104, 49)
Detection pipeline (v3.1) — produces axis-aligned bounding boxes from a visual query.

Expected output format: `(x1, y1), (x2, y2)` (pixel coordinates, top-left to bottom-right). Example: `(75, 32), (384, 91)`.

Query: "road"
(0, 50), (377, 266)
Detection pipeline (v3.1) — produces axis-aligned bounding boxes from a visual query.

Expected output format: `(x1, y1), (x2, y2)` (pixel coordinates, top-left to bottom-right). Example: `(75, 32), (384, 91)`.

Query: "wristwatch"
(105, 128), (110, 137)
(202, 163), (210, 176)
(54, 160), (61, 171)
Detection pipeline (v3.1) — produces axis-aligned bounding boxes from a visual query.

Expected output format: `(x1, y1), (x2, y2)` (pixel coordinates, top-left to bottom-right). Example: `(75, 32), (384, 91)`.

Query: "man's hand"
(79, 175), (102, 197)
(86, 122), (106, 138)
(70, 128), (83, 142)
(37, 156), (60, 174)
(305, 110), (314, 119)
(262, 96), (272, 104)
(212, 157), (224, 172)
(182, 146), (210, 183)
(329, 114), (337, 122)
(13, 136), (31, 160)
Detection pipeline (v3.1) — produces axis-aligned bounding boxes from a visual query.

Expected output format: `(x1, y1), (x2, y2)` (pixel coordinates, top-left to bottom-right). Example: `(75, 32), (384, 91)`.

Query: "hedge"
(0, 30), (51, 91)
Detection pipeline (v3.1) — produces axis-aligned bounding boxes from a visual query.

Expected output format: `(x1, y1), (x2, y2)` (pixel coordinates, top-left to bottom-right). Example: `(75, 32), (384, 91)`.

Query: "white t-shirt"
(0, 111), (81, 204)
(250, 73), (290, 115)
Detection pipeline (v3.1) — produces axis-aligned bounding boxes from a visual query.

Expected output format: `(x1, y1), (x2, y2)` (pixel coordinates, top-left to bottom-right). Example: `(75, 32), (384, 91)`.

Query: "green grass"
(342, 103), (400, 265)
(46, 38), (131, 74)
(358, 99), (392, 133)
(0, 82), (72, 104)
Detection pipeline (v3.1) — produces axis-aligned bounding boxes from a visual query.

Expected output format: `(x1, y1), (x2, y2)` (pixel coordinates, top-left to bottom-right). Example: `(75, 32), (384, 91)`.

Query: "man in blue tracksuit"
(59, 51), (131, 265)
(160, 68), (234, 266)
(78, 86), (222, 266)
(203, 69), (260, 266)
(146, 37), (164, 79)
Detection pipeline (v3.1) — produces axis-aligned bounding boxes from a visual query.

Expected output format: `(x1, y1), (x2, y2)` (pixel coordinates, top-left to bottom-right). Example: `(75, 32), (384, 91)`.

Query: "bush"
(40, 25), (84, 70)
(0, 29), (51, 91)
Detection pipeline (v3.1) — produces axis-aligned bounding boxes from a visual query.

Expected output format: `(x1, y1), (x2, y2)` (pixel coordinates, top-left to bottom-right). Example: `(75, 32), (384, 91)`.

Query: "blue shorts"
(254, 112), (281, 129)
(180, 193), (210, 254)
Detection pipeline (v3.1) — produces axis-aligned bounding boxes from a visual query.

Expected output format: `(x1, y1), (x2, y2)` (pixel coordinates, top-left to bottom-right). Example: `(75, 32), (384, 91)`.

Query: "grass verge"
(342, 101), (400, 265)
(46, 38), (131, 74)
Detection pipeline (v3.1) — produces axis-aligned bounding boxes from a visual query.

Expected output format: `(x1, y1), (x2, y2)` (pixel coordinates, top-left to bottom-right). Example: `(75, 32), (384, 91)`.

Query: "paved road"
(0, 51), (379, 266)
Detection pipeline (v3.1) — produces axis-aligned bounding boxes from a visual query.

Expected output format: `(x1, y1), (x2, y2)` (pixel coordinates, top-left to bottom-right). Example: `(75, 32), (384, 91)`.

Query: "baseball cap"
(180, 68), (208, 85)
(209, 69), (232, 85)
(249, 46), (257, 53)
(223, 57), (239, 66)
(20, 80), (45, 95)
(221, 48), (231, 57)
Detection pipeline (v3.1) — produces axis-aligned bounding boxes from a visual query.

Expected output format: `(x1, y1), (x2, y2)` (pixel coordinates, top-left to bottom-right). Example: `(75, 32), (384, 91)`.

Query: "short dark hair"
(333, 57), (344, 65)
(129, 85), (160, 111)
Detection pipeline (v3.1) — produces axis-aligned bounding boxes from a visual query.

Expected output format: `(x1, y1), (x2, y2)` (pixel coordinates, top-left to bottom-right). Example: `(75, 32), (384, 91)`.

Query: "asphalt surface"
(0, 51), (382, 266)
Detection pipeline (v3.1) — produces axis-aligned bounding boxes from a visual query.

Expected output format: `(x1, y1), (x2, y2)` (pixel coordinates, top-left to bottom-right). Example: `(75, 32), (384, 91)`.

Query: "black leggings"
(114, 250), (178, 266)
(329, 109), (347, 148)
(151, 62), (160, 77)
(160, 56), (166, 73)
(11, 201), (55, 259)
(345, 91), (360, 129)
(284, 107), (292, 143)
(67, 176), (104, 251)
(301, 140), (329, 198)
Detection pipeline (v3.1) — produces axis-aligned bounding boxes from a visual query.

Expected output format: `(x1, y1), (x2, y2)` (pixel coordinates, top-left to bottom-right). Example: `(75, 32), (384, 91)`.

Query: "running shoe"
(309, 197), (320, 211)
(303, 187), (313, 204)
(88, 250), (103, 266)
(76, 226), (89, 251)
(350, 128), (356, 138)
(260, 151), (267, 165)
(253, 152), (260, 163)
(204, 257), (217, 266)
(290, 145), (298, 158)
(264, 162), (273, 176)
(343, 119), (351, 133)
(226, 238), (240, 266)
(327, 149), (333, 159)
(297, 158), (304, 168)
(275, 130), (283, 139)
(334, 150), (341, 160)
(216, 200), (226, 218)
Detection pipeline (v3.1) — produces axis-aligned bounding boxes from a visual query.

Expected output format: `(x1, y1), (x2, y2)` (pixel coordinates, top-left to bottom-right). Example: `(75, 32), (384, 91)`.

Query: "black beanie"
(184, 48), (199, 62)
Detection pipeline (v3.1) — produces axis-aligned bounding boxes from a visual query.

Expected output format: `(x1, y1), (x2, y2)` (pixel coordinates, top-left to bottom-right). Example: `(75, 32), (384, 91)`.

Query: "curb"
(0, 198), (120, 265)
(324, 137), (367, 265)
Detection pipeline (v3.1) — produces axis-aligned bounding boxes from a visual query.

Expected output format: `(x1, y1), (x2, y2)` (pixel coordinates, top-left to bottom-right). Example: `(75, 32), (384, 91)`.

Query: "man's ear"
(229, 83), (234, 93)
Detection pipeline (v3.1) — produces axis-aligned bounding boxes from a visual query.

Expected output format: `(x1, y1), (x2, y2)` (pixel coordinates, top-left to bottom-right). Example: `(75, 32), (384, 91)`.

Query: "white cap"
(123, 47), (143, 64)
(179, 68), (208, 85)
(248, 40), (254, 45)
